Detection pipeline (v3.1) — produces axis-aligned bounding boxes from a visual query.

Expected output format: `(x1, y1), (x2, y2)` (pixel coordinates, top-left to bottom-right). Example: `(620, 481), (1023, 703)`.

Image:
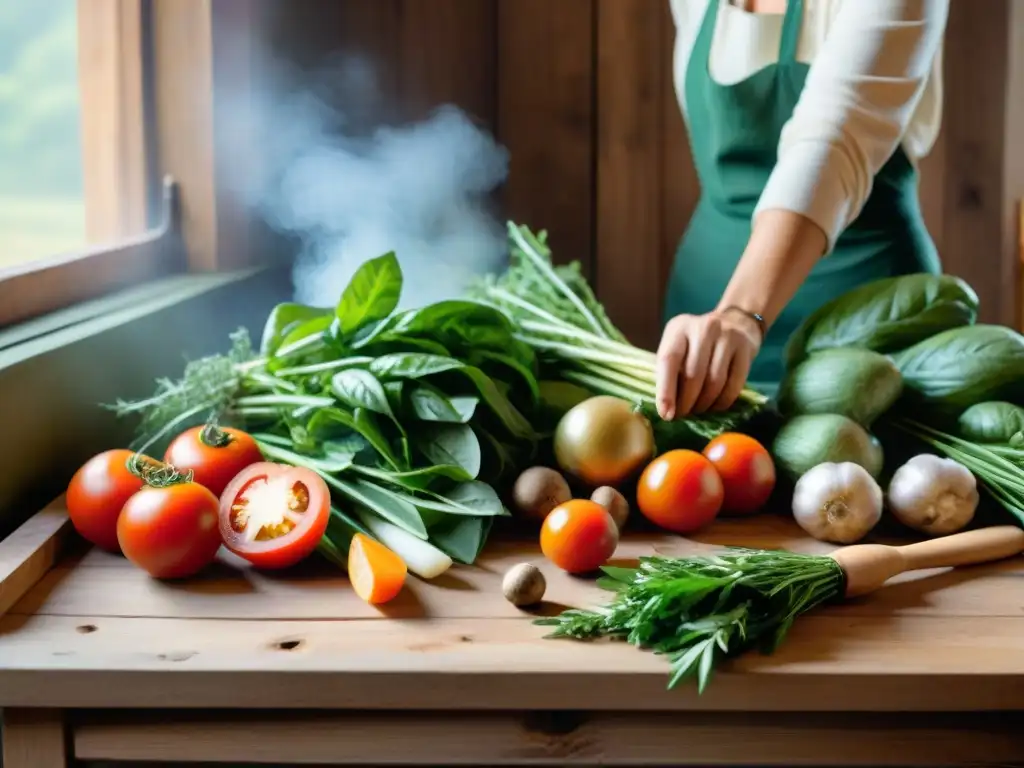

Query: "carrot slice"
(348, 533), (408, 604)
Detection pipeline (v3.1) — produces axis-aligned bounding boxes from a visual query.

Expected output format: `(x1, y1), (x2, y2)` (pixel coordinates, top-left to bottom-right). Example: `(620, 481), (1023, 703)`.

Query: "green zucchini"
(772, 413), (884, 481)
(777, 348), (902, 427)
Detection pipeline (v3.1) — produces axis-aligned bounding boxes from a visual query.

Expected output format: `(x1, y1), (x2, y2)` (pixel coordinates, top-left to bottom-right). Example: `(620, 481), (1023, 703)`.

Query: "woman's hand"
(655, 309), (762, 420)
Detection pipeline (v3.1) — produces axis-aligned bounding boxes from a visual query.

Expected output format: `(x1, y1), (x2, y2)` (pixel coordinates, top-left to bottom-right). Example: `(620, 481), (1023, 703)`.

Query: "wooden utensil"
(540, 525), (1024, 692)
(834, 525), (1024, 597)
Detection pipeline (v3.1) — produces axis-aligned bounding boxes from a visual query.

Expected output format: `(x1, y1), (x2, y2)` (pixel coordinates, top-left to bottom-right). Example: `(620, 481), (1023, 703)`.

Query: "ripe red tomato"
(117, 480), (223, 579)
(702, 433), (776, 515)
(66, 450), (159, 552)
(540, 499), (619, 574)
(164, 425), (264, 498)
(637, 450), (724, 534)
(218, 462), (331, 570)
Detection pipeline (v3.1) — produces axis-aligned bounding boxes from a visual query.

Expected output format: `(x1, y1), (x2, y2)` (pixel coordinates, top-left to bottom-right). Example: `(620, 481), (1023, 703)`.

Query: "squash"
(957, 401), (1024, 444)
(777, 348), (902, 427)
(772, 414), (884, 482)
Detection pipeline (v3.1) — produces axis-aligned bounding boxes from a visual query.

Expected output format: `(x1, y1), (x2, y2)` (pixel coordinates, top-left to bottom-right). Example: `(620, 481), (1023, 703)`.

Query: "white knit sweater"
(669, 0), (948, 249)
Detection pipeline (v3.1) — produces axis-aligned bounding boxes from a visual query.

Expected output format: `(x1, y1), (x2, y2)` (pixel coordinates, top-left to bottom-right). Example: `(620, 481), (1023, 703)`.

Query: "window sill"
(0, 265), (293, 538)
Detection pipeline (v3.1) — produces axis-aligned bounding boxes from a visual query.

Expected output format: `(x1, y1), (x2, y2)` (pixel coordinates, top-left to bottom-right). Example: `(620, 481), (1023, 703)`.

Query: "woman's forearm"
(715, 209), (828, 330)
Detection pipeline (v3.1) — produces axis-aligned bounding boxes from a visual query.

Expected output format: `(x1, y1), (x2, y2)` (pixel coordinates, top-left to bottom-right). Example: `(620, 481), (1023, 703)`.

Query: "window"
(0, 0), (256, 330)
(0, 1), (88, 270)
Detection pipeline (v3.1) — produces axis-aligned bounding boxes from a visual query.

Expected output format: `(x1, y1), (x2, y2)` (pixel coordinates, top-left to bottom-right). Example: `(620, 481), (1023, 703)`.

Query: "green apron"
(664, 0), (941, 395)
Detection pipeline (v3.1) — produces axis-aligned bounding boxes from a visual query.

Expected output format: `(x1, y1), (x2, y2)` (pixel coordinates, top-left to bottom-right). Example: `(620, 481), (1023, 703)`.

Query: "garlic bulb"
(792, 462), (883, 544)
(887, 454), (979, 536)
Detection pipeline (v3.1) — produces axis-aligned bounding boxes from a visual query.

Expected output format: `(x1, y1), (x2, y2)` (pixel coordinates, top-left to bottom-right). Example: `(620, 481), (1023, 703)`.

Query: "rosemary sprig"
(536, 549), (846, 693)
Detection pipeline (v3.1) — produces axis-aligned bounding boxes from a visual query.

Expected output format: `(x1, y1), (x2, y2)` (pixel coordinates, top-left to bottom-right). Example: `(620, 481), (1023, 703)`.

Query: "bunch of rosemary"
(472, 223), (767, 444)
(537, 548), (845, 692)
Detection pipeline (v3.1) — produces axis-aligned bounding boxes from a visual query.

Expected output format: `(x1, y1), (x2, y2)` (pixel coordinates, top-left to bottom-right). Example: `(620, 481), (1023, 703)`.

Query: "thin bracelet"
(720, 305), (767, 340)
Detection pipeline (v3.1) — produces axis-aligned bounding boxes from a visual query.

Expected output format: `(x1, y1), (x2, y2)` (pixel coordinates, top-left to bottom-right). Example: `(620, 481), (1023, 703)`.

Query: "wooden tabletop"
(2, 500), (1024, 712)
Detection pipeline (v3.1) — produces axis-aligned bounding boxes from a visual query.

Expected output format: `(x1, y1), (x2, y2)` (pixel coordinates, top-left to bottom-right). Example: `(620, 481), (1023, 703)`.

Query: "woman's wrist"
(717, 305), (767, 341)
(716, 209), (828, 330)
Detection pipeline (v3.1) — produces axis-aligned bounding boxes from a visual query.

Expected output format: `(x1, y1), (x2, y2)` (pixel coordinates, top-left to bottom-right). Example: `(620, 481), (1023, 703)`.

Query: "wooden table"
(2, 499), (1024, 767)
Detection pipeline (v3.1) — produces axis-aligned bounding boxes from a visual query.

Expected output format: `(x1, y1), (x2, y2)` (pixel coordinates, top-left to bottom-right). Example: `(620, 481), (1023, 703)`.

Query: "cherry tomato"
(702, 433), (776, 515)
(540, 499), (619, 574)
(637, 450), (724, 534)
(117, 479), (223, 579)
(66, 450), (159, 552)
(218, 462), (331, 570)
(164, 425), (264, 498)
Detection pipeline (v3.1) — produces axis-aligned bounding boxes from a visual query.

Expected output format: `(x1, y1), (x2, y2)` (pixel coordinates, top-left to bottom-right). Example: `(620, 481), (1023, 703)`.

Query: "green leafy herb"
(783, 273), (979, 368)
(260, 303), (332, 356)
(332, 369), (394, 418)
(414, 424), (482, 479)
(892, 324), (1024, 412)
(537, 549), (845, 693)
(333, 252), (403, 339)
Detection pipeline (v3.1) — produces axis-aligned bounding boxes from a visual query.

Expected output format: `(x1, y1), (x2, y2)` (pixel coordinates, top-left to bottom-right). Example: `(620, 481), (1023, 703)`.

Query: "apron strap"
(778, 0), (803, 63)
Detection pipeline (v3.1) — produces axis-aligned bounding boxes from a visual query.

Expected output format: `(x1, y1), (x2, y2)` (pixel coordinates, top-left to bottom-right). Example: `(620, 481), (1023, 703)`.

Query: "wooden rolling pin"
(832, 525), (1024, 597)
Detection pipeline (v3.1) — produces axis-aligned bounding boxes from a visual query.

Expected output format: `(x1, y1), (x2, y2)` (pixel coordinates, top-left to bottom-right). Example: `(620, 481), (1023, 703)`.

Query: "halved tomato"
(218, 462), (331, 570)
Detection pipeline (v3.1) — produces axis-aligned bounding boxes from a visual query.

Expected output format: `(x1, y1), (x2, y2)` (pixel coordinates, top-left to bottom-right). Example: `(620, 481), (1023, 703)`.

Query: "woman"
(657, 0), (949, 420)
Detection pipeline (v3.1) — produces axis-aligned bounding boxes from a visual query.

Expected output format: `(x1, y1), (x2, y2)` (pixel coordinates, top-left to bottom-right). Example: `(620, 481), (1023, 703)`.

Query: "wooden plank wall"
(250, 0), (1020, 351)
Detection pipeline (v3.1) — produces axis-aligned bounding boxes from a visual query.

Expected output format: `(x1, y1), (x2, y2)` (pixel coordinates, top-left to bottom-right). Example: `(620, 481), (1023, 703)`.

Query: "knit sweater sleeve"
(753, 0), (948, 251)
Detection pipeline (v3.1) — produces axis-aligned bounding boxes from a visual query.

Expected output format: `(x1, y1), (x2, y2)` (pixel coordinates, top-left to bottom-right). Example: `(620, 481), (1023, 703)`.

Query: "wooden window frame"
(0, 0), (259, 329)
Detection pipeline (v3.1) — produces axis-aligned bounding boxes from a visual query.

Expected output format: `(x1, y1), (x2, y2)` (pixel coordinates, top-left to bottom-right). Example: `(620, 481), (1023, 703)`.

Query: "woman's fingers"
(692, 334), (733, 413)
(656, 318), (689, 420)
(677, 317), (720, 415)
(658, 312), (760, 420)
(712, 344), (753, 412)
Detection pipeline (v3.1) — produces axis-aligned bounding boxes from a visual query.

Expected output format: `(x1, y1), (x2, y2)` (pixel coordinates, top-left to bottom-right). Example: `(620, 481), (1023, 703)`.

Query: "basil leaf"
(448, 396), (479, 422)
(250, 438), (353, 474)
(785, 274), (979, 368)
(351, 463), (474, 491)
(332, 369), (394, 418)
(893, 324), (1024, 412)
(334, 252), (402, 339)
(414, 424), (481, 478)
(438, 481), (505, 516)
(408, 384), (467, 423)
(370, 353), (464, 380)
(308, 407), (402, 470)
(260, 303), (331, 356)
(957, 401), (1024, 443)
(383, 381), (405, 413)
(325, 476), (427, 539)
(468, 349), (540, 403)
(393, 299), (513, 340)
(276, 314), (333, 356)
(429, 516), (491, 565)
(353, 408), (404, 470)
(457, 365), (536, 440)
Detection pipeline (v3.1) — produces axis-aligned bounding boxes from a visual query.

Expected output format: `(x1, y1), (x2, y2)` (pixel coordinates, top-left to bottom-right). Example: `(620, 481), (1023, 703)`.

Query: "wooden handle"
(832, 526), (1024, 598)
(896, 526), (1024, 571)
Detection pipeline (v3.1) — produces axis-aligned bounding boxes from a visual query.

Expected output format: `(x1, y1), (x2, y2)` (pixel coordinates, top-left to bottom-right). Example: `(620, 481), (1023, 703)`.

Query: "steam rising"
(229, 56), (511, 309)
